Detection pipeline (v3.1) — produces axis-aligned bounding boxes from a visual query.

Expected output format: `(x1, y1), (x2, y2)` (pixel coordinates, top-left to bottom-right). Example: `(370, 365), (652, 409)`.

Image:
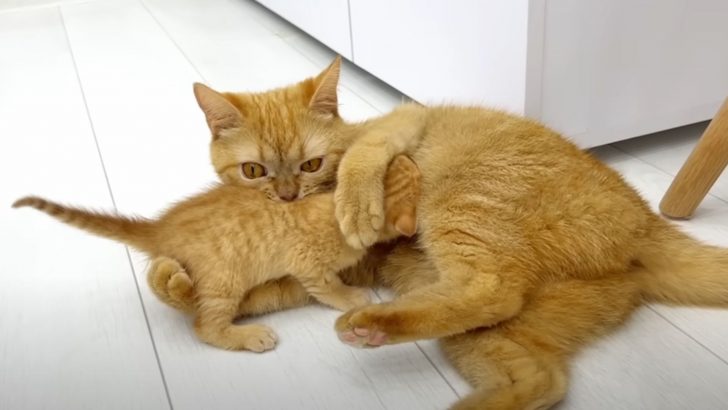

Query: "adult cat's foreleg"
(335, 243), (532, 346)
(335, 103), (427, 249)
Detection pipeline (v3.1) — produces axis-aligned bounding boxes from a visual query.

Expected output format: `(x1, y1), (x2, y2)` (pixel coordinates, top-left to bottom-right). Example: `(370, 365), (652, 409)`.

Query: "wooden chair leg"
(660, 98), (728, 219)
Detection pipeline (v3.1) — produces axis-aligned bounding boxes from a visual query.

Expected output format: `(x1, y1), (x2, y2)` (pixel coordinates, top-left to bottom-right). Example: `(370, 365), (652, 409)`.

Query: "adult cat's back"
(412, 107), (652, 278)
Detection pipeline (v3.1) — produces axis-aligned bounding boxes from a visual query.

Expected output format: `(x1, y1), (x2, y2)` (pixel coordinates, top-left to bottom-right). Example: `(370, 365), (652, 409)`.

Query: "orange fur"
(332, 101), (728, 408)
(13, 117), (421, 353)
(134, 58), (728, 408)
(197, 58), (351, 202)
(146, 156), (420, 319)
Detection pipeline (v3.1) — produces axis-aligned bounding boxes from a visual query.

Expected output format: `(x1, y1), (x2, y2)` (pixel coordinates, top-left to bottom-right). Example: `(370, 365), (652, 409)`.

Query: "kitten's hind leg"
(237, 248), (390, 316)
(194, 295), (278, 352)
(237, 276), (312, 316)
(150, 266), (362, 319)
(147, 256), (194, 313)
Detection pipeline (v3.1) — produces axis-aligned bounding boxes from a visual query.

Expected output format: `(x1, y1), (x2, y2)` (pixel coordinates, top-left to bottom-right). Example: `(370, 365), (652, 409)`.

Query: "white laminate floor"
(2, 1), (728, 409)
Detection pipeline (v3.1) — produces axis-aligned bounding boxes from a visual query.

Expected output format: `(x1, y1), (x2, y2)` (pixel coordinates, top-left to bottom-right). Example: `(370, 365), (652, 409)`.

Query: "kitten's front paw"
(335, 305), (389, 348)
(334, 166), (385, 249)
(341, 287), (373, 311)
(238, 324), (278, 353)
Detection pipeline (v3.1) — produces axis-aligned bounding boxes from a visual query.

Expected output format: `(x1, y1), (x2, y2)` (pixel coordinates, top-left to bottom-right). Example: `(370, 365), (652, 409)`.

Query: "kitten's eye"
(300, 158), (323, 173)
(241, 162), (267, 179)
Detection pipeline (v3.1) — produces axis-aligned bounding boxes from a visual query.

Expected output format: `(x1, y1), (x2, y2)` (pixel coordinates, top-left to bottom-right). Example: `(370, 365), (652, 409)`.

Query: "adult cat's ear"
(193, 83), (243, 139)
(309, 56), (341, 117)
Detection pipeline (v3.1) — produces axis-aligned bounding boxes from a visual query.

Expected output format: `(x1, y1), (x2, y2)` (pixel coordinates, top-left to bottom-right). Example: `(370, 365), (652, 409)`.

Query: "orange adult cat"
(331, 83), (728, 409)
(145, 58), (728, 409)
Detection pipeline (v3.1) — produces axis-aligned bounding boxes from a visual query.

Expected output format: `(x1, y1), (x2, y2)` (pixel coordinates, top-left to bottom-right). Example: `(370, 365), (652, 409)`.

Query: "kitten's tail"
(634, 217), (728, 306)
(12, 196), (156, 252)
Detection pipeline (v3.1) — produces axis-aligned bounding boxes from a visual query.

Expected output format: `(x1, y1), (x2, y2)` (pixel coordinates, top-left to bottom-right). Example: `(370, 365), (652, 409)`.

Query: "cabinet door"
(349, 0), (530, 113)
(540, 0), (728, 147)
(257, 0), (352, 59)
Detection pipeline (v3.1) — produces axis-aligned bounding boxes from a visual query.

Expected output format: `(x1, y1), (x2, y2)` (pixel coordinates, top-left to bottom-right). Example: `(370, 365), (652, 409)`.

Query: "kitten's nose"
(279, 192), (297, 202)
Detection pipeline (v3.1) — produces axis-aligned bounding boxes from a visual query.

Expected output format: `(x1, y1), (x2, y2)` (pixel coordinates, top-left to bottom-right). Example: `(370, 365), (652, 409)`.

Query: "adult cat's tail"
(635, 218), (728, 306)
(12, 196), (156, 252)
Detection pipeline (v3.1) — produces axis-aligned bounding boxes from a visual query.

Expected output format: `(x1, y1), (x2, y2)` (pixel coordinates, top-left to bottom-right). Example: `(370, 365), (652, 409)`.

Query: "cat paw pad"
(335, 306), (390, 348)
(338, 327), (388, 348)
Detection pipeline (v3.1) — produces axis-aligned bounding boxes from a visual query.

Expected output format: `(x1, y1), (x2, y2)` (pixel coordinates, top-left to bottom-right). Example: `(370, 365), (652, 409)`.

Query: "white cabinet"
(256, 0), (728, 148)
(256, 0), (353, 59)
(538, 0), (728, 146)
(349, 1), (532, 114)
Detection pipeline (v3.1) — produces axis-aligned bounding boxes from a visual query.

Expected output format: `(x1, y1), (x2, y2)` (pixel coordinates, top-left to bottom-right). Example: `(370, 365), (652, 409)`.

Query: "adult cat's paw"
(335, 304), (390, 348)
(335, 162), (385, 249)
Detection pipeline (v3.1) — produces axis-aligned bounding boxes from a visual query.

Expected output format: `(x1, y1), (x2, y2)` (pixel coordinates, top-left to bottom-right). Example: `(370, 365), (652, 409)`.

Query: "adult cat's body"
(146, 58), (728, 408)
(332, 104), (728, 409)
(12, 154), (419, 352)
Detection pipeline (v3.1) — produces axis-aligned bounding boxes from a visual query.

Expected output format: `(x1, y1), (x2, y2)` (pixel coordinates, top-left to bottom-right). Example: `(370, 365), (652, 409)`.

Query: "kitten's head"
(380, 155), (421, 240)
(193, 58), (351, 202)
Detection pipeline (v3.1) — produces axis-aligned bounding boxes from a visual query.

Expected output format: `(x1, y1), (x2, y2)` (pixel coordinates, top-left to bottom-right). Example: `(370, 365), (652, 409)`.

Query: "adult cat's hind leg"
(443, 275), (640, 410)
(147, 256), (194, 313)
(447, 332), (567, 410)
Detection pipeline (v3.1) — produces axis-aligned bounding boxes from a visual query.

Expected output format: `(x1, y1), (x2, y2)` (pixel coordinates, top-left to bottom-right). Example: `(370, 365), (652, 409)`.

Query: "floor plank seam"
(139, 0), (208, 83)
(647, 305), (728, 367)
(58, 5), (174, 408)
(0, 0), (95, 16)
(414, 341), (462, 399)
(372, 289), (461, 397)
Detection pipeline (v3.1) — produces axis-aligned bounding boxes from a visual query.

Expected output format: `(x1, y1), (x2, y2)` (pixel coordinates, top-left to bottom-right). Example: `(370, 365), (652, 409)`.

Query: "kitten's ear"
(394, 213), (417, 237)
(309, 56), (341, 117)
(193, 83), (243, 139)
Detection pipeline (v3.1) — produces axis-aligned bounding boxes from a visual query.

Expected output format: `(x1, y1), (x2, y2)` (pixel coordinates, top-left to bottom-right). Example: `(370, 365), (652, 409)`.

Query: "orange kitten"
(12, 154), (420, 352)
(147, 154), (421, 319)
(144, 57), (424, 319)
